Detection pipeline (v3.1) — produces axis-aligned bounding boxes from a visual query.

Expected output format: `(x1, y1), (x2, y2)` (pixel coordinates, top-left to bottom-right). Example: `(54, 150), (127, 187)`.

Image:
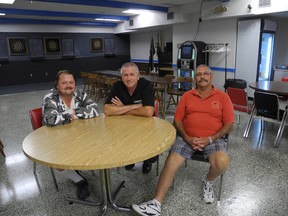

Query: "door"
(258, 32), (275, 81)
(235, 19), (261, 98)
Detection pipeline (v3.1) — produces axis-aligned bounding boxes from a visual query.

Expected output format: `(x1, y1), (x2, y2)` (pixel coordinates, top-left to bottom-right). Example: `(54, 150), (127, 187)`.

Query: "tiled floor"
(0, 85), (288, 216)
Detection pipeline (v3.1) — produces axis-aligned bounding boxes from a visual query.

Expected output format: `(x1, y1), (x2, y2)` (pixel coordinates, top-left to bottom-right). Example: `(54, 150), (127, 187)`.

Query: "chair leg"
(50, 168), (59, 191)
(274, 109), (288, 147)
(217, 173), (224, 205)
(33, 162), (37, 175)
(243, 108), (255, 137)
(0, 140), (5, 157)
(158, 100), (165, 118)
(166, 95), (171, 110)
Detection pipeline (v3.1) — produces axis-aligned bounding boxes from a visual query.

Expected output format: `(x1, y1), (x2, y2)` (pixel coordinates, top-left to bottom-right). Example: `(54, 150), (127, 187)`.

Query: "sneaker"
(142, 163), (152, 174)
(132, 199), (161, 216)
(76, 180), (90, 200)
(202, 178), (214, 204)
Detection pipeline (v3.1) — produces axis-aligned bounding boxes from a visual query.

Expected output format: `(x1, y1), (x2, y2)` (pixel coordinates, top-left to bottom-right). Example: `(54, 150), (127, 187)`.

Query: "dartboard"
(92, 40), (102, 49)
(12, 40), (25, 53)
(47, 40), (59, 51)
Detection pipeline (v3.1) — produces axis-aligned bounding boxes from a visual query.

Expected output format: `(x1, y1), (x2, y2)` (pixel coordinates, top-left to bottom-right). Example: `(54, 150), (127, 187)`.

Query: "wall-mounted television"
(180, 45), (193, 59)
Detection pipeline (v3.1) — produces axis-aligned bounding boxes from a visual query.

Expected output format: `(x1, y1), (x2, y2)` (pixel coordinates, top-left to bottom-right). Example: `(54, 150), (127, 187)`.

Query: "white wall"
(130, 28), (172, 62)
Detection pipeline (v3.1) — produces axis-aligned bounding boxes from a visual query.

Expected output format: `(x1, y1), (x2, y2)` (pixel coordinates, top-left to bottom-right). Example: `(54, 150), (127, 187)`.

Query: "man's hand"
(70, 110), (77, 121)
(185, 136), (210, 151)
(111, 96), (124, 106)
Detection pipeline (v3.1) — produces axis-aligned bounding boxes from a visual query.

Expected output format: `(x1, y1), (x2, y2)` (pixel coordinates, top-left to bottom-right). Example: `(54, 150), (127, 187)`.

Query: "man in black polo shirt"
(104, 62), (157, 173)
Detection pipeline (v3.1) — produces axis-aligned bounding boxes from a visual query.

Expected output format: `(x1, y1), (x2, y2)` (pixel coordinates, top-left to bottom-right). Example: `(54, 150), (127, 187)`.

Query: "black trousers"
(143, 155), (159, 164)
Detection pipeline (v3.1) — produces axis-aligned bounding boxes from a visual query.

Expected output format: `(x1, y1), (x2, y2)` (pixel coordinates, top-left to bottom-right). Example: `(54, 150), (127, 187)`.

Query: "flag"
(149, 37), (155, 72)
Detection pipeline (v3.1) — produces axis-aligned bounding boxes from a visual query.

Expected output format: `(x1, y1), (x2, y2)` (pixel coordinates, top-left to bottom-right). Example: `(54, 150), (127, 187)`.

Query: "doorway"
(258, 32), (275, 81)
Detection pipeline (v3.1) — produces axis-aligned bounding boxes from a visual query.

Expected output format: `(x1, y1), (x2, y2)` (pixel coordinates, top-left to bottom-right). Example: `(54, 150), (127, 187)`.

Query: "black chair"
(243, 91), (287, 147)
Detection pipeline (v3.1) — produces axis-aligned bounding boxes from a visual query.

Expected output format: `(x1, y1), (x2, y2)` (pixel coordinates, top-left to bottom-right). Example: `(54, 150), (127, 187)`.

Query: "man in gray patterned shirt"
(42, 69), (99, 200)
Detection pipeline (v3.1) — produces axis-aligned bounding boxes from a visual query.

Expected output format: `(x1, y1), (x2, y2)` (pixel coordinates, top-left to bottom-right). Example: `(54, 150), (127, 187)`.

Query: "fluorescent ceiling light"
(0, 0), (15, 4)
(122, 9), (145, 15)
(95, 18), (121, 22)
(0, 13), (5, 15)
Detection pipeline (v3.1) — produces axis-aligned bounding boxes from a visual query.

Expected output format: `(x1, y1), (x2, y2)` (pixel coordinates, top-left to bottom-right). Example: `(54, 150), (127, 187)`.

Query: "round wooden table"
(249, 81), (288, 97)
(22, 115), (176, 215)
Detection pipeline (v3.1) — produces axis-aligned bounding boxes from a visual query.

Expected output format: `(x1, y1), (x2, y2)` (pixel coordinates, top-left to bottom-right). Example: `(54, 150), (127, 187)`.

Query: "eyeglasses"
(195, 71), (211, 77)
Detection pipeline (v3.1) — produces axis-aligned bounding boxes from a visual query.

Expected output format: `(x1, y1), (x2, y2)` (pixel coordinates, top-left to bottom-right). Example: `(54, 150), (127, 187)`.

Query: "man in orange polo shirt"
(132, 64), (234, 216)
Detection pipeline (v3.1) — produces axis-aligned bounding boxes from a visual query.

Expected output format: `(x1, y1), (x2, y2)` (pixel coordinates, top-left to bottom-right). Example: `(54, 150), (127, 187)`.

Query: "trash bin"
(224, 79), (247, 90)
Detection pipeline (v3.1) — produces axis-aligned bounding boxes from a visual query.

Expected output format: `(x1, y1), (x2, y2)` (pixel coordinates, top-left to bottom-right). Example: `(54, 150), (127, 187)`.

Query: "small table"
(22, 115), (176, 215)
(249, 81), (288, 97)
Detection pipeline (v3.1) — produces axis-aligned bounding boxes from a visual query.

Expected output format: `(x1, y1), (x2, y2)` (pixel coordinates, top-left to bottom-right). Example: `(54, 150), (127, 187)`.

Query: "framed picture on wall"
(90, 37), (103, 52)
(44, 37), (61, 54)
(8, 37), (28, 55)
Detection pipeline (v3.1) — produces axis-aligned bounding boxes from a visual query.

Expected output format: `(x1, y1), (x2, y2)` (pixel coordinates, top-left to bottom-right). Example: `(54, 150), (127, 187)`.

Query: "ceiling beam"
(0, 8), (129, 20)
(30, 0), (169, 12)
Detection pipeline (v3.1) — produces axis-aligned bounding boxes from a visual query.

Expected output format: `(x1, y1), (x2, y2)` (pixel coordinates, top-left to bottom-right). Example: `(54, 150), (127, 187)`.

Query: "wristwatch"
(208, 136), (213, 144)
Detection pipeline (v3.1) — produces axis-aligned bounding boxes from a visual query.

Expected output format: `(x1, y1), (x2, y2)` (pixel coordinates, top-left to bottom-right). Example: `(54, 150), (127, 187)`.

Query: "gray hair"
(195, 64), (212, 74)
(120, 62), (139, 75)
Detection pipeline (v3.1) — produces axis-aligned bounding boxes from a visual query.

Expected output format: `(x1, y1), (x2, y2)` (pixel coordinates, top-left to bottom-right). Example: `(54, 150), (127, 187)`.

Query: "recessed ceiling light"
(122, 9), (144, 14)
(0, 0), (15, 4)
(95, 18), (121, 22)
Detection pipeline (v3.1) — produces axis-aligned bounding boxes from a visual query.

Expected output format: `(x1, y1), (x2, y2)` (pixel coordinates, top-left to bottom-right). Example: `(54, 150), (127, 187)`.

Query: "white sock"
(204, 177), (214, 185)
(153, 199), (161, 206)
(59, 170), (84, 183)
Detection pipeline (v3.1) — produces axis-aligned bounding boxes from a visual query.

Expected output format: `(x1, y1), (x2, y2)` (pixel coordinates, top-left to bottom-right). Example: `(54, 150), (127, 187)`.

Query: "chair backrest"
(254, 91), (279, 120)
(29, 108), (43, 130)
(226, 87), (250, 113)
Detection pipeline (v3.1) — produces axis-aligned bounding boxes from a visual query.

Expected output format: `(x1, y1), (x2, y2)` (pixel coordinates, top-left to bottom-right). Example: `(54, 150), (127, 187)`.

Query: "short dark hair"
(54, 70), (77, 89)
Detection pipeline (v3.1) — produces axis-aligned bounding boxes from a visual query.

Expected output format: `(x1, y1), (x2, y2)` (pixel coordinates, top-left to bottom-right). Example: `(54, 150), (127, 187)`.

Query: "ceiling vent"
(167, 12), (174, 20)
(129, 20), (133, 26)
(259, 0), (271, 7)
